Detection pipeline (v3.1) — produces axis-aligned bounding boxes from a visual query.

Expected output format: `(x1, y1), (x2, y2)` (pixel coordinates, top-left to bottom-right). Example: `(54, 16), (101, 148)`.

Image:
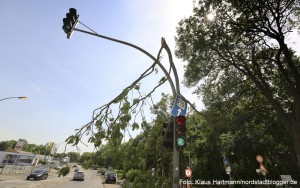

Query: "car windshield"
(108, 173), (116, 177)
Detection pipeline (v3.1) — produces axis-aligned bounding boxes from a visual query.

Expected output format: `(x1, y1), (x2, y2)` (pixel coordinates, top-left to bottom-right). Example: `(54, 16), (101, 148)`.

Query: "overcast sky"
(1, 1), (299, 154)
(0, 1), (199, 153)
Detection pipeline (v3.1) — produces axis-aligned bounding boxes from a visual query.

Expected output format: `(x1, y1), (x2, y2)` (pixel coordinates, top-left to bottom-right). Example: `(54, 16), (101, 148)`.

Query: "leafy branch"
(65, 38), (202, 150)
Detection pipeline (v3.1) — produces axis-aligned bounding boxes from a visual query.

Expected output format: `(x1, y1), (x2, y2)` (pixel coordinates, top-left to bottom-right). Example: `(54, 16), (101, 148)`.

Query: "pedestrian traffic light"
(62, 8), (79, 39)
(162, 122), (173, 149)
(175, 115), (186, 149)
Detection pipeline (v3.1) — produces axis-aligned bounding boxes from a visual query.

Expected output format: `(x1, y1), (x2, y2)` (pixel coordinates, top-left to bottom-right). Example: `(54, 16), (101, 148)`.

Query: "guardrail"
(0, 164), (32, 174)
(0, 164), (50, 174)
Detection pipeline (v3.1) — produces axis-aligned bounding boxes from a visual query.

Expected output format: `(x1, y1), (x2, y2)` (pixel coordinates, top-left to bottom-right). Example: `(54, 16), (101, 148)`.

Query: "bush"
(97, 167), (106, 174)
(125, 169), (140, 182)
(114, 169), (123, 178)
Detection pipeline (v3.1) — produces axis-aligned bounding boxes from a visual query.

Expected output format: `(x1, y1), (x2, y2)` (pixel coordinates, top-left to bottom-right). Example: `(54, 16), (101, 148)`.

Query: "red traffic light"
(176, 115), (186, 129)
(176, 115), (186, 125)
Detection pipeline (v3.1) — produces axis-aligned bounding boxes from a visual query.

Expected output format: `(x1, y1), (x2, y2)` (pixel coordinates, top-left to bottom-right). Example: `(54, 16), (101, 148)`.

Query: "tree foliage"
(175, 0), (300, 167)
(85, 92), (297, 184)
(0, 139), (49, 155)
(0, 140), (17, 151)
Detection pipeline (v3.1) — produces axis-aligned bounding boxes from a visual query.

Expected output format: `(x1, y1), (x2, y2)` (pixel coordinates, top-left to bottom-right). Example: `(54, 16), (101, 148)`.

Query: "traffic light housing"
(162, 122), (173, 149)
(62, 8), (79, 39)
(175, 115), (186, 149)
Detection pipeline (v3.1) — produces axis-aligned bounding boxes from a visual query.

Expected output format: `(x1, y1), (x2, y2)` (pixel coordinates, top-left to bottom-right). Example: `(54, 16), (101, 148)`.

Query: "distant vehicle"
(74, 166), (80, 172)
(104, 171), (110, 177)
(26, 169), (48, 180)
(105, 172), (117, 184)
(73, 171), (84, 181)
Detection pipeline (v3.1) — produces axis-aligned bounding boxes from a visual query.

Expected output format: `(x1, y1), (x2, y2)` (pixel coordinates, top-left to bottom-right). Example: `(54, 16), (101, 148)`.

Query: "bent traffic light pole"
(73, 28), (181, 188)
(73, 27), (181, 187)
(62, 9), (181, 187)
(73, 28), (177, 98)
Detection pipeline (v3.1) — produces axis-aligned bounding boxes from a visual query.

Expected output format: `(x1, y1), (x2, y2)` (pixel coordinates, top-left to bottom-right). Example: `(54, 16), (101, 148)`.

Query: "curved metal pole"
(161, 38), (181, 95)
(0, 97), (27, 102)
(73, 28), (177, 98)
(72, 28), (180, 188)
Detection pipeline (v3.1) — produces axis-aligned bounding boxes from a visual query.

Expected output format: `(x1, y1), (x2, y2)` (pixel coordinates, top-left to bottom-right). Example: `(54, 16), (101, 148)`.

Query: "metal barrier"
(1, 165), (33, 174)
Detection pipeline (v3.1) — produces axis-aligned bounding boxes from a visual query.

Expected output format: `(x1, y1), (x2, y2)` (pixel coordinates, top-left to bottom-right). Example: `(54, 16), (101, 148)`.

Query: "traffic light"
(162, 122), (173, 149)
(62, 8), (79, 39)
(175, 115), (186, 149)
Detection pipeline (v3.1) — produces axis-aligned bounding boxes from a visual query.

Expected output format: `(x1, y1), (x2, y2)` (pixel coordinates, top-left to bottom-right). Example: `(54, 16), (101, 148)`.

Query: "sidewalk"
(0, 169), (73, 188)
(0, 169), (59, 181)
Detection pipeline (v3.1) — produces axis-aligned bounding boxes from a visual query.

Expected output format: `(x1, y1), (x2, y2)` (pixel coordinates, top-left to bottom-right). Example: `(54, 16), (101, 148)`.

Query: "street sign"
(223, 158), (230, 165)
(225, 166), (231, 173)
(171, 95), (188, 117)
(185, 168), (192, 177)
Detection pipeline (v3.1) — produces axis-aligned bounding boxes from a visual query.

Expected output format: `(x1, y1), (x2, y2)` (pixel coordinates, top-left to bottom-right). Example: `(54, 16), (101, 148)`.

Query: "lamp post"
(0, 96), (27, 102)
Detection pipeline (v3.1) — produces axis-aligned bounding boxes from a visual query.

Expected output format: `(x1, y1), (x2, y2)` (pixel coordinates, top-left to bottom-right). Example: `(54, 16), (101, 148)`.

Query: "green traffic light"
(177, 137), (186, 147)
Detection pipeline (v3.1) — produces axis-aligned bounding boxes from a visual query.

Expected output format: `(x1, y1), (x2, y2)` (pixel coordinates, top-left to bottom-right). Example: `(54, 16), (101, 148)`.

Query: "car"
(73, 171), (84, 181)
(26, 169), (48, 180)
(105, 172), (117, 184)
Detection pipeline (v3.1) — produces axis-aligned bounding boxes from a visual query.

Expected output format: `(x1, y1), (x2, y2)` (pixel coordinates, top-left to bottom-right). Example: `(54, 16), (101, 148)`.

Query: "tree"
(0, 140), (17, 151)
(68, 152), (80, 163)
(175, 0), (300, 167)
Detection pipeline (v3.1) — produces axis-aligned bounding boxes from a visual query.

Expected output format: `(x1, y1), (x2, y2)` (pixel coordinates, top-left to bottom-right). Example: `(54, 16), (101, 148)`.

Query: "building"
(0, 150), (36, 167)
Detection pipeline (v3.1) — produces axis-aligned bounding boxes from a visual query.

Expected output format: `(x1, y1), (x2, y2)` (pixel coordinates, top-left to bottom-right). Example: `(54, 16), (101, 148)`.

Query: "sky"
(0, 1), (199, 154)
(1, 1), (299, 155)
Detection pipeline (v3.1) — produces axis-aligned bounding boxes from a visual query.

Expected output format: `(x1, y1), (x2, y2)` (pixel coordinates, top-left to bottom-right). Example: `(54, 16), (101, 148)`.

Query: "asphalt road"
(0, 169), (121, 188)
(49, 169), (121, 188)
(49, 169), (103, 188)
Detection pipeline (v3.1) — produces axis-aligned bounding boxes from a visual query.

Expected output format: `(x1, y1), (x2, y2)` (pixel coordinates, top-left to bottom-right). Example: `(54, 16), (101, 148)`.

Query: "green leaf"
(132, 122), (139, 130)
(57, 166), (70, 177)
(134, 85), (140, 90)
(133, 98), (139, 105)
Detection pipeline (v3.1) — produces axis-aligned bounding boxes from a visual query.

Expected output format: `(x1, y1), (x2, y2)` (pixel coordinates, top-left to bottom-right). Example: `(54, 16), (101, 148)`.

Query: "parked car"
(73, 171), (84, 181)
(105, 172), (117, 184)
(26, 169), (48, 180)
(104, 171), (110, 177)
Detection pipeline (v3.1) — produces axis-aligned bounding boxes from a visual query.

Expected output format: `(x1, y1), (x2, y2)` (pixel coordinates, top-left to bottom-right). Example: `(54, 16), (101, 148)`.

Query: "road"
(0, 169), (120, 188)
(49, 169), (121, 188)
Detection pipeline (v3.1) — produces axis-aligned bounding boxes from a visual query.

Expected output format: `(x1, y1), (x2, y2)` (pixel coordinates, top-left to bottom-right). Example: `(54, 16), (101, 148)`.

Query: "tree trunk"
(292, 94), (300, 168)
(291, 125), (300, 168)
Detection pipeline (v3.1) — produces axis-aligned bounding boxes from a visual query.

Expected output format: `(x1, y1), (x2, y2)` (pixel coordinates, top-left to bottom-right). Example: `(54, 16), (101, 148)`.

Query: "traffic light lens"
(177, 137), (186, 147)
(177, 127), (184, 135)
(176, 116), (186, 126)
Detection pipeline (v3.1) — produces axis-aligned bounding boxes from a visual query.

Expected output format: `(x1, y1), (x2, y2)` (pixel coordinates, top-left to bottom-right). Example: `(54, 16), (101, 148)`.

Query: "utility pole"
(173, 120), (180, 187)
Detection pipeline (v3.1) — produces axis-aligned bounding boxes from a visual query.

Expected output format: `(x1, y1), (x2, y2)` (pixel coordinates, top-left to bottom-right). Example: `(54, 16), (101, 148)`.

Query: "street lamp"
(0, 96), (27, 102)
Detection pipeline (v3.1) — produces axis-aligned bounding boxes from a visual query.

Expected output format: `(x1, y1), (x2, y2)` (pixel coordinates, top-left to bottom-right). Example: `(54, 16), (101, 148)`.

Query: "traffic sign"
(185, 168), (192, 177)
(171, 95), (187, 117)
(223, 157), (231, 174)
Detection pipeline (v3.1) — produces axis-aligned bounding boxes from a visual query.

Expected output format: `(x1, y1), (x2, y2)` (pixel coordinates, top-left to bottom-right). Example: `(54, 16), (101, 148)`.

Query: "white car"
(73, 171), (84, 181)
